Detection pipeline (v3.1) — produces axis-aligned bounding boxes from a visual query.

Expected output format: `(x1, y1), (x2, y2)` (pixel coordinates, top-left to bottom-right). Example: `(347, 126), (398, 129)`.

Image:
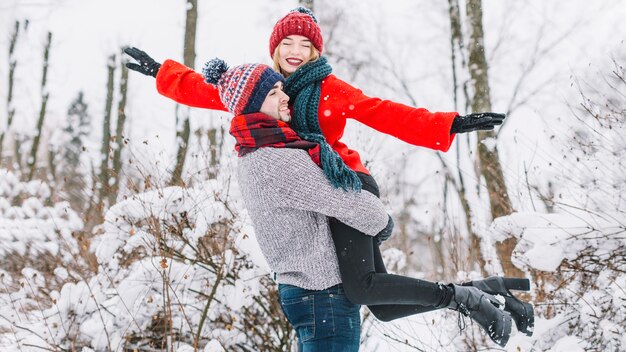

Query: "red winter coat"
(156, 59), (458, 174)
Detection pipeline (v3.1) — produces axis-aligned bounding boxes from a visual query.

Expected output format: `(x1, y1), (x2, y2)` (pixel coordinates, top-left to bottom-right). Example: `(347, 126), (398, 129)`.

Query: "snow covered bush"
(491, 211), (625, 351)
(1, 177), (293, 351)
(0, 167), (84, 292)
(0, 168), (86, 350)
(486, 58), (626, 351)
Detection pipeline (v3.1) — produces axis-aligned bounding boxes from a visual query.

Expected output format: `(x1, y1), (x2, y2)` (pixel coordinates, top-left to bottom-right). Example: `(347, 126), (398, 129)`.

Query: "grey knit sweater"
(237, 147), (388, 290)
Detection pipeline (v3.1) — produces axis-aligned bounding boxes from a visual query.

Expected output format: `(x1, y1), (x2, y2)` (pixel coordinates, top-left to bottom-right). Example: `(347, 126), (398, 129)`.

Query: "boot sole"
(502, 277), (530, 291)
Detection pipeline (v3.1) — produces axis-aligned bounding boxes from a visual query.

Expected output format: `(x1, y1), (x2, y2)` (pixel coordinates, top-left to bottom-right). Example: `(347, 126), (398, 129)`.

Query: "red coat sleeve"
(155, 59), (228, 111)
(326, 75), (458, 152)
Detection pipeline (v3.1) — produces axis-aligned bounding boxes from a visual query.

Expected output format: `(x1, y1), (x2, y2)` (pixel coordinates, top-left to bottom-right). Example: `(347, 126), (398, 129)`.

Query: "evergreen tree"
(60, 91), (91, 209)
(64, 91), (90, 168)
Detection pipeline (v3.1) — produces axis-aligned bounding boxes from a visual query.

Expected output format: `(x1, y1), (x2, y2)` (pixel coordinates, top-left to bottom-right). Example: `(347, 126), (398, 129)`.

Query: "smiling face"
(277, 35), (315, 76)
(260, 81), (291, 122)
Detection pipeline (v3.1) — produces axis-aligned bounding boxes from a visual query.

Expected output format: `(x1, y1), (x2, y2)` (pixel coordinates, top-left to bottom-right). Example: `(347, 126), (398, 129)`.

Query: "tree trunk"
(110, 51), (129, 205)
(48, 149), (56, 183)
(448, 0), (463, 109)
(207, 127), (218, 179)
(447, 0), (471, 111)
(27, 31), (52, 181)
(466, 0), (523, 278)
(99, 55), (116, 213)
(183, 0), (197, 69)
(1, 21), (20, 161)
(170, 0), (197, 186)
(446, 0), (488, 275)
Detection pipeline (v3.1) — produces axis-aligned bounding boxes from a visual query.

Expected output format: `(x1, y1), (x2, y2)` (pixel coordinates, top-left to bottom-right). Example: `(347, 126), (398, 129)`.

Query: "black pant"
(330, 173), (443, 322)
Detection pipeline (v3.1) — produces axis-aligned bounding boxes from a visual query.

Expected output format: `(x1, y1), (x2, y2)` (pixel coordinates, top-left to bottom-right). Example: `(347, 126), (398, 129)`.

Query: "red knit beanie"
(269, 7), (323, 56)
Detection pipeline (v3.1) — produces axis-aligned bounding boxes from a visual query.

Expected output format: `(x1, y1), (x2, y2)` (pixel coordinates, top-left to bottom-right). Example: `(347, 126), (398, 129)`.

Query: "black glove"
(124, 47), (161, 78)
(374, 215), (394, 246)
(450, 112), (505, 134)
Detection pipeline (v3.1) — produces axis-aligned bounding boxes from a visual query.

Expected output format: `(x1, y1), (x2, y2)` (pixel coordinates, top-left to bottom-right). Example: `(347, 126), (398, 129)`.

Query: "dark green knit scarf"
(284, 56), (362, 191)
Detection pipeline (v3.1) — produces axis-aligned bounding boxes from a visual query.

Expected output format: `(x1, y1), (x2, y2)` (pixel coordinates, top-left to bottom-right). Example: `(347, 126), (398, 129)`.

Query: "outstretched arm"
(155, 60), (228, 111)
(123, 47), (227, 111)
(327, 76), (505, 148)
(325, 75), (458, 152)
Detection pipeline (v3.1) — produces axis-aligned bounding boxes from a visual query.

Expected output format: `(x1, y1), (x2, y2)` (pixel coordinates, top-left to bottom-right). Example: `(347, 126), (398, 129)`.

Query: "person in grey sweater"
(191, 57), (515, 351)
(237, 146), (388, 290)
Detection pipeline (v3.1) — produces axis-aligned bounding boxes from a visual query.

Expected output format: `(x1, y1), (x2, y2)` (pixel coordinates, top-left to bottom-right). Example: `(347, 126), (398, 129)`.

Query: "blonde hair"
(272, 45), (320, 77)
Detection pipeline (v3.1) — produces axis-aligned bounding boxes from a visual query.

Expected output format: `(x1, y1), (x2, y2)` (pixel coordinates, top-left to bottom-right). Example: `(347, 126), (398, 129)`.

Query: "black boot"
(445, 284), (512, 347)
(462, 276), (534, 336)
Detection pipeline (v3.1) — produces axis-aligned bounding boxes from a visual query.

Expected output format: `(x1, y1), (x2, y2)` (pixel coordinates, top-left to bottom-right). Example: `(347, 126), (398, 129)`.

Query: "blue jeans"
(278, 284), (361, 352)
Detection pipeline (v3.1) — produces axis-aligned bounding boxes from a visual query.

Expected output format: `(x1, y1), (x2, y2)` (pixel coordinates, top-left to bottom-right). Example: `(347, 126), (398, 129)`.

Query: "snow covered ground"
(1, 0), (625, 351)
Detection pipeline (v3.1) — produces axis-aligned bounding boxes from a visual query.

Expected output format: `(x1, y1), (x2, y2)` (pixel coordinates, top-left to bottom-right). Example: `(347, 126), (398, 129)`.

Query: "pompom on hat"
(269, 6), (323, 56)
(202, 58), (284, 116)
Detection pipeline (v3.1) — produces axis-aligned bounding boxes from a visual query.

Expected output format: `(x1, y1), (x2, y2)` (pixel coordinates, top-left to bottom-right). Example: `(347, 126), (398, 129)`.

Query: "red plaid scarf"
(229, 113), (321, 166)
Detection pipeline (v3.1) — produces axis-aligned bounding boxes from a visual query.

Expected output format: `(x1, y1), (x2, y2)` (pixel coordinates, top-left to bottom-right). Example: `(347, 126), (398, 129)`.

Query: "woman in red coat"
(124, 7), (532, 347)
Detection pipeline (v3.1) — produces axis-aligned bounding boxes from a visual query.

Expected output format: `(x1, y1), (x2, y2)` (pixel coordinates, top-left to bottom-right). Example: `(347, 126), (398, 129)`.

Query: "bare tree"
(110, 51), (129, 205)
(98, 54), (116, 214)
(170, 0), (197, 186)
(14, 137), (23, 170)
(26, 31), (52, 181)
(447, 0), (471, 112)
(445, 0), (488, 276)
(205, 126), (226, 180)
(466, 0), (522, 277)
(0, 21), (20, 162)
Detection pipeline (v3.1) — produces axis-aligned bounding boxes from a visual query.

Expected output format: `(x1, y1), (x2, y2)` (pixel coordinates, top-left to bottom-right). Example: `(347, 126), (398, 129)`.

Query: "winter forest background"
(1, 0), (625, 351)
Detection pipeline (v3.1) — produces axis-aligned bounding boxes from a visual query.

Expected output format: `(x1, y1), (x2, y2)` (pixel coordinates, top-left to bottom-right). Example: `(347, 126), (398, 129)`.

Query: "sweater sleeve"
(155, 59), (228, 111)
(267, 150), (388, 236)
(327, 75), (459, 152)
